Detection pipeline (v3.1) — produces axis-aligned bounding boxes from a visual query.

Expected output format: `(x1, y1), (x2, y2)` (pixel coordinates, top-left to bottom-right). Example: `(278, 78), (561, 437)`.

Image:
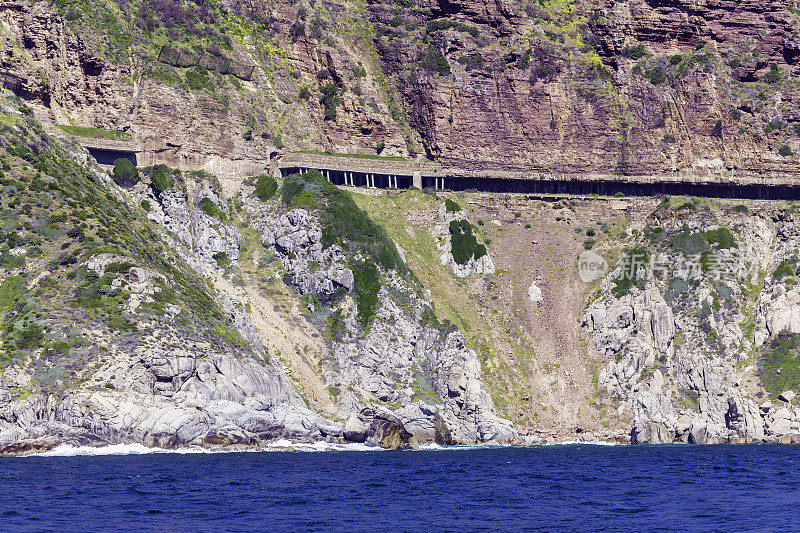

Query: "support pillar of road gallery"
(413, 171), (422, 190)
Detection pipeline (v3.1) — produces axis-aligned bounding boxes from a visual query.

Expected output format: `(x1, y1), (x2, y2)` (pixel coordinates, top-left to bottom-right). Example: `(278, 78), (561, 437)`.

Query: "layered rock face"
(4, 0), (800, 179)
(366, 0), (800, 178)
(0, 0), (411, 181)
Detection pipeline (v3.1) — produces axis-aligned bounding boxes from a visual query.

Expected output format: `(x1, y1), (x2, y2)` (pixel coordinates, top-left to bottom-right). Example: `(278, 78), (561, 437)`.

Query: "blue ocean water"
(0, 444), (797, 532)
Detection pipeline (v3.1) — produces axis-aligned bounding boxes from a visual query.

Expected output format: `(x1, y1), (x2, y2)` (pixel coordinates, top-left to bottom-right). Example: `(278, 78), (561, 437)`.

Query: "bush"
(421, 45), (450, 76)
(449, 219), (486, 265)
(185, 66), (212, 90)
(148, 164), (174, 196)
(779, 145), (794, 157)
(762, 64), (782, 84)
(622, 44), (650, 60)
(773, 260), (796, 279)
(645, 66), (667, 85)
(612, 246), (649, 298)
(444, 198), (461, 212)
(319, 84), (339, 120)
(713, 119), (723, 138)
(703, 227), (736, 249)
(665, 276), (691, 302)
(198, 197), (228, 223)
(758, 332), (800, 398)
(298, 86), (310, 100)
(671, 229), (709, 256)
(213, 252), (230, 267)
(112, 158), (139, 187)
(353, 262), (381, 328)
(425, 19), (479, 38)
(253, 175), (278, 201)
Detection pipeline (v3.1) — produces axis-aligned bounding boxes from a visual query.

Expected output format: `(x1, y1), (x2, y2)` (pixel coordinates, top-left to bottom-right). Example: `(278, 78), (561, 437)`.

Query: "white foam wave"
(37, 443), (214, 457)
(26, 439), (616, 457)
(28, 440), (385, 457)
(554, 440), (619, 446)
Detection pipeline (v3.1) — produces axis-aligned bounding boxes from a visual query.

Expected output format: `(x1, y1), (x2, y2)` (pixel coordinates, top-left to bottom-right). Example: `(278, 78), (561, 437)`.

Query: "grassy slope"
(0, 96), (246, 392)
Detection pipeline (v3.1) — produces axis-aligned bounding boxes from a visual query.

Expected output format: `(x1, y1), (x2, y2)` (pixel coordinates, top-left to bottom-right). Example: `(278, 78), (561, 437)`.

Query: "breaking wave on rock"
(27, 440), (386, 457)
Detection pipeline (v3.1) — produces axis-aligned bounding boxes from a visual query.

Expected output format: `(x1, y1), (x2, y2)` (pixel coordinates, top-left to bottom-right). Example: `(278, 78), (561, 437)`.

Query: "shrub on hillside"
(449, 219), (486, 265)
(421, 45), (450, 76)
(444, 198), (461, 212)
(148, 164), (174, 196)
(319, 84), (339, 120)
(112, 158), (139, 187)
(758, 332), (800, 398)
(198, 197), (228, 222)
(253, 175), (278, 201)
(185, 66), (212, 90)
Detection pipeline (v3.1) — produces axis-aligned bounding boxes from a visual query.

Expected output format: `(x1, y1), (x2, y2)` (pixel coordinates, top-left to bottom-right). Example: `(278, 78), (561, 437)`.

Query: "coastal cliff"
(0, 96), (514, 452)
(4, 0), (800, 452)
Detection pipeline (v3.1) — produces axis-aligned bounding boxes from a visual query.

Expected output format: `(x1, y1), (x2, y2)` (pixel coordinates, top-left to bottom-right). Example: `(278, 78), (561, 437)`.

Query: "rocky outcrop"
(135, 178), (241, 276)
(0, 340), (343, 453)
(252, 201), (516, 445)
(433, 201), (495, 278)
(259, 208), (354, 296)
(9, 0), (800, 181)
(582, 205), (800, 444)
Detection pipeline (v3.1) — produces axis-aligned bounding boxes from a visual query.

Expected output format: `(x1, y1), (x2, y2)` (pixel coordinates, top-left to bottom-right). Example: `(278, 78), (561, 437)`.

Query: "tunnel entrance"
(86, 147), (137, 166)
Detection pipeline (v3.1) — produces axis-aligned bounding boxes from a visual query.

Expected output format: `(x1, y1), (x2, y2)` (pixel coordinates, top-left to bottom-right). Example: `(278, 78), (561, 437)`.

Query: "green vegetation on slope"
(198, 197), (228, 223)
(0, 96), (245, 366)
(253, 175), (278, 201)
(56, 124), (131, 141)
(281, 169), (406, 327)
(758, 332), (800, 399)
(449, 219), (486, 265)
(112, 158), (139, 187)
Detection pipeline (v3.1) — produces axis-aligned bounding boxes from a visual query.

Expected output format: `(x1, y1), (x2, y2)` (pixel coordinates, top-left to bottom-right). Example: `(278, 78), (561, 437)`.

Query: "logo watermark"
(578, 251), (608, 283)
(578, 249), (756, 283)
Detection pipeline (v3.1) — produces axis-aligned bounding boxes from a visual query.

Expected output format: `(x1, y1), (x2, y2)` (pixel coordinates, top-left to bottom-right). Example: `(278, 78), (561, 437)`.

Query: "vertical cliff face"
(4, 0), (800, 178)
(365, 0), (800, 177)
(0, 0), (415, 181)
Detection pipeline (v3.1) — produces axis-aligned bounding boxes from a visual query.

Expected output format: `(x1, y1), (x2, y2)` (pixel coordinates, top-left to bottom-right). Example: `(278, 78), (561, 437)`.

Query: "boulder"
(343, 414), (369, 443)
(361, 407), (419, 450)
(688, 424), (708, 444)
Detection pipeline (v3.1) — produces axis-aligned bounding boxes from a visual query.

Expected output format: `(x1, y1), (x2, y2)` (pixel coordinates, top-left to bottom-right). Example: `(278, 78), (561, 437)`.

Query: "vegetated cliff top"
(8, 0), (800, 178)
